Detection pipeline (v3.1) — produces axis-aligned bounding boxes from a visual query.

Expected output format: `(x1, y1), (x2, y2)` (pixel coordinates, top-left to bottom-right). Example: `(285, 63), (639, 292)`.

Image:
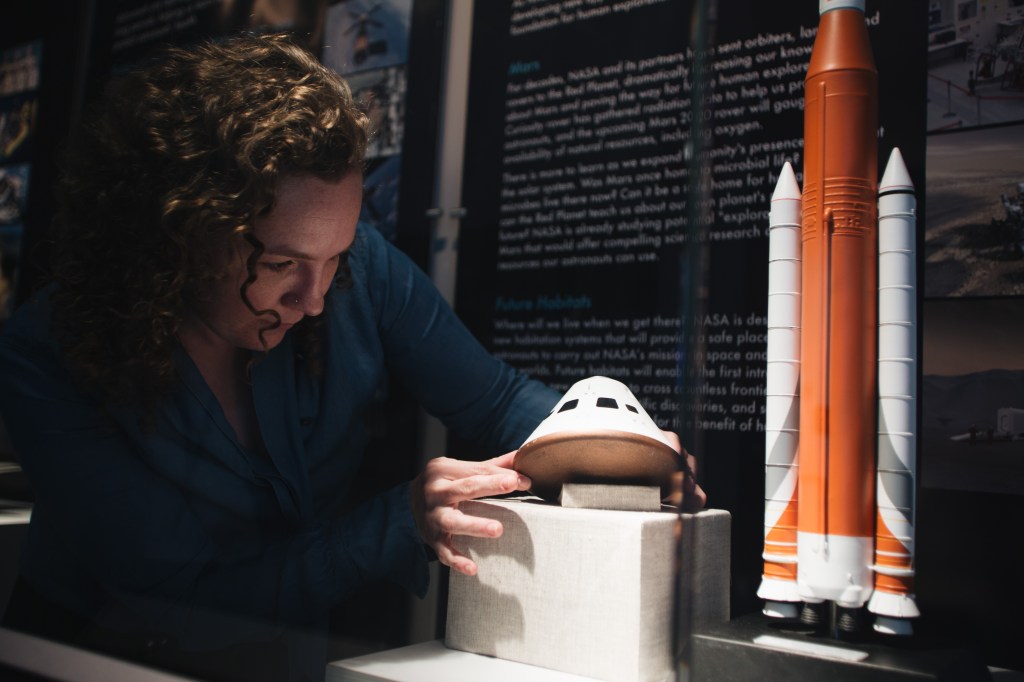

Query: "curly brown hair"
(49, 31), (369, 411)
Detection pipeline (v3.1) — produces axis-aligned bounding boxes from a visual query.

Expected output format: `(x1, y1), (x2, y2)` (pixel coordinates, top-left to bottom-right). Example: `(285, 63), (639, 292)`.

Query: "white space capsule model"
(514, 376), (679, 501)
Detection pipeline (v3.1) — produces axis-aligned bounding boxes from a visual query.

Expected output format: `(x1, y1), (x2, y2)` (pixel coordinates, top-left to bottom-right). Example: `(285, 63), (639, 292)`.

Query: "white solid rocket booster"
(869, 147), (921, 634)
(758, 162), (803, 618)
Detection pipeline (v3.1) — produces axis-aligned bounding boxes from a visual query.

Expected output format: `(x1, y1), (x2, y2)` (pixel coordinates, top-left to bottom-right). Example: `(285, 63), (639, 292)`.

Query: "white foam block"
(445, 498), (731, 682)
(558, 483), (662, 512)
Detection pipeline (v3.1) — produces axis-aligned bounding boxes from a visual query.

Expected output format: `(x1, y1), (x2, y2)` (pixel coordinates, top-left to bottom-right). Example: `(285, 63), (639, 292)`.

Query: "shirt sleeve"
(357, 228), (560, 453)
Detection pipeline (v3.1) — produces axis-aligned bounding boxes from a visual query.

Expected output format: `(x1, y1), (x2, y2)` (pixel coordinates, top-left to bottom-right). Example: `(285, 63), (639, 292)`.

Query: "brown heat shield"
(513, 429), (680, 502)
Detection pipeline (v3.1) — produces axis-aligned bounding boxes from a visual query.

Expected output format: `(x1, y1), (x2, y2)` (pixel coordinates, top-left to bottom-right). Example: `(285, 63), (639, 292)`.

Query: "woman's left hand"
(662, 430), (707, 512)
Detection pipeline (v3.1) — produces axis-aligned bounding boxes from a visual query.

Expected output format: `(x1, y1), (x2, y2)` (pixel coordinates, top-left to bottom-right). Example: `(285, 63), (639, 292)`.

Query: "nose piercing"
(292, 295), (301, 305)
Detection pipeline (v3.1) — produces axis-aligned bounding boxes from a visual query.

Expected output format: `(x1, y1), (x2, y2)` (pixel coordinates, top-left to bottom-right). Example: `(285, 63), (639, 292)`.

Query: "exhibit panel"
(453, 0), (933, 646)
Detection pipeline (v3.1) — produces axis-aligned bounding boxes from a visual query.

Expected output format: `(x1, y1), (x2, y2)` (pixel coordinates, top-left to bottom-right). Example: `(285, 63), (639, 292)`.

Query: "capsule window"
(596, 397), (618, 409)
(558, 399), (579, 413)
(626, 405), (639, 413)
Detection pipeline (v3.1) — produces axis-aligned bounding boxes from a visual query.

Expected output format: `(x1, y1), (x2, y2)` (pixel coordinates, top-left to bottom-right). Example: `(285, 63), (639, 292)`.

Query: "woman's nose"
(287, 275), (326, 316)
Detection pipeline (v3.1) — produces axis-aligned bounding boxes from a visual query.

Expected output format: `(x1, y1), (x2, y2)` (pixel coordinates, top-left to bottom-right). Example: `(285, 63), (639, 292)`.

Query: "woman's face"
(188, 172), (362, 353)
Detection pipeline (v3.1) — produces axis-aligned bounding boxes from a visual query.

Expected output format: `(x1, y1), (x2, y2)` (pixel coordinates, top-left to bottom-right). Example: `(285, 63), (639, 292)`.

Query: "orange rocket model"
(799, 0), (878, 617)
(757, 0), (920, 634)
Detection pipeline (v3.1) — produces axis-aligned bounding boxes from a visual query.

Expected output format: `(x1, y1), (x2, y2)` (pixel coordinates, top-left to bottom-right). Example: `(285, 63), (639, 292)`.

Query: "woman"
(0, 32), (703, 682)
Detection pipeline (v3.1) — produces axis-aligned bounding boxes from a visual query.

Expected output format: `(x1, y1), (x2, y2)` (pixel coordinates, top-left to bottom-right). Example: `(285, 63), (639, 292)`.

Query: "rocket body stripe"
(870, 148), (920, 622)
(759, 162), (803, 607)
(796, 4), (877, 606)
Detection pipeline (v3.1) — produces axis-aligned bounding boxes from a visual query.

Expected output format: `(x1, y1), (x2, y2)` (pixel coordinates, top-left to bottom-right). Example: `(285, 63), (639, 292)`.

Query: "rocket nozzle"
(763, 601), (800, 620)
(799, 601), (827, 627)
(873, 615), (914, 636)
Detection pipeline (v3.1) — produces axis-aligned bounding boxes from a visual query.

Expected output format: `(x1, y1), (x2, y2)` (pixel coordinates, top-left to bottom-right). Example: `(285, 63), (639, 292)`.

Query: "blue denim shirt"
(0, 224), (558, 677)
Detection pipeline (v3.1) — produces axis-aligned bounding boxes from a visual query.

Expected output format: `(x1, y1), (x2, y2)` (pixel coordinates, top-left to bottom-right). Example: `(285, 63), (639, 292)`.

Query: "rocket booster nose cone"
(820, 0), (865, 14)
(880, 148), (914, 193)
(772, 162), (802, 201)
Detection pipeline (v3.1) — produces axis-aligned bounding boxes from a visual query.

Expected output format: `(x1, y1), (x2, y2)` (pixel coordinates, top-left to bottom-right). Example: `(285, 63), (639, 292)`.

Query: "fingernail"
(517, 474), (531, 488)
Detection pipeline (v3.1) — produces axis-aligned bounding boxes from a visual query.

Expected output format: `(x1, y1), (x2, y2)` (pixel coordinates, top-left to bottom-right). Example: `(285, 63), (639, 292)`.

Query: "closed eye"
(261, 260), (296, 273)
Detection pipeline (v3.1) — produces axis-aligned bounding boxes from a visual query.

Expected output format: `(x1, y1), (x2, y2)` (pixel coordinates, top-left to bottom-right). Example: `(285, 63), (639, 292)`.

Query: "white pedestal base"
(445, 497), (730, 682)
